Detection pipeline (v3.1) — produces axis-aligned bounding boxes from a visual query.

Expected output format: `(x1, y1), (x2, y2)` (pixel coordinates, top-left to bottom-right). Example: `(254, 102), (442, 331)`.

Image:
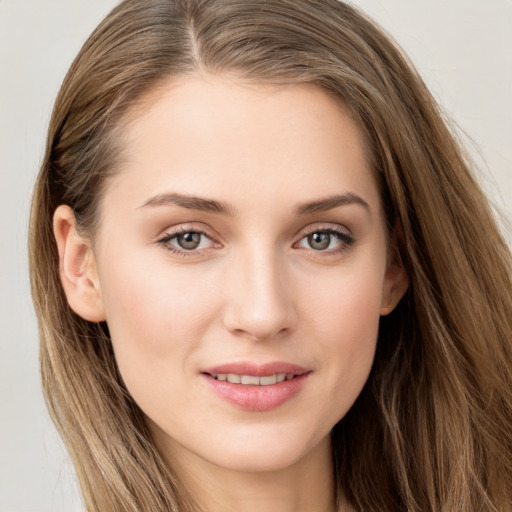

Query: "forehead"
(102, 75), (380, 216)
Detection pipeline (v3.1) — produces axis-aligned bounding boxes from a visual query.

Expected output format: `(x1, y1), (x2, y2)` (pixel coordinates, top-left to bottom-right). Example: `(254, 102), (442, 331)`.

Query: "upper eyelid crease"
(159, 226), (353, 252)
(298, 227), (354, 243)
(159, 227), (214, 243)
(157, 223), (353, 245)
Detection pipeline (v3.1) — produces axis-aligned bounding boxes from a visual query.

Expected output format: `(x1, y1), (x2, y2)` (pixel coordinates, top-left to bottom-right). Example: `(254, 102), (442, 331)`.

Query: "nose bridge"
(223, 239), (296, 340)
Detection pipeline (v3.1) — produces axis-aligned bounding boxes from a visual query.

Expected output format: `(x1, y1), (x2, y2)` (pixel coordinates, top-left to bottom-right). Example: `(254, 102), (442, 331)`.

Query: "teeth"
(259, 375), (277, 385)
(240, 375), (260, 385)
(213, 373), (295, 385)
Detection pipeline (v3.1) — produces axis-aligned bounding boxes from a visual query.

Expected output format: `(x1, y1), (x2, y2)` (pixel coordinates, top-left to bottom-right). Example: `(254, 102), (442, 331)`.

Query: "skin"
(54, 75), (408, 512)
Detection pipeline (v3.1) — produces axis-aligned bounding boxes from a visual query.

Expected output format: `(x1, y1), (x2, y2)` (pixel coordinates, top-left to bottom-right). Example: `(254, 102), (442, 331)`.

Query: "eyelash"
(157, 226), (215, 257)
(157, 225), (355, 257)
(295, 226), (355, 254)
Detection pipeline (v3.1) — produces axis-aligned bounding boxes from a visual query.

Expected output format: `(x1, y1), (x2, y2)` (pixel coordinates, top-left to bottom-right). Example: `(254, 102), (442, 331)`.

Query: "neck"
(159, 434), (340, 512)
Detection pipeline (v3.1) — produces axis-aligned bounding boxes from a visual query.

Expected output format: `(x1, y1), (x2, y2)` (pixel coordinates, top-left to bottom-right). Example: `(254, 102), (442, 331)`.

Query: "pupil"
(308, 232), (330, 250)
(178, 232), (201, 250)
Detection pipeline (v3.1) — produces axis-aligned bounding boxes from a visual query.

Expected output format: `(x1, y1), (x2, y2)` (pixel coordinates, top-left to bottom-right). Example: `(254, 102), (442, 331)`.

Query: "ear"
(53, 205), (106, 322)
(380, 222), (409, 316)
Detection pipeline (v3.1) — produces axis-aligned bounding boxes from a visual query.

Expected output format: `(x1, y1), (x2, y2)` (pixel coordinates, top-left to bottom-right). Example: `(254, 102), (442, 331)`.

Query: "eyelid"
(293, 223), (355, 253)
(156, 224), (221, 256)
(155, 223), (218, 241)
(295, 222), (352, 240)
(155, 222), (355, 257)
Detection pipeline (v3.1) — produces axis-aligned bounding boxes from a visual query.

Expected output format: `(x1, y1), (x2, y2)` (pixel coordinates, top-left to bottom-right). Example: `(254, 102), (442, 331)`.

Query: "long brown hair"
(29, 1), (512, 510)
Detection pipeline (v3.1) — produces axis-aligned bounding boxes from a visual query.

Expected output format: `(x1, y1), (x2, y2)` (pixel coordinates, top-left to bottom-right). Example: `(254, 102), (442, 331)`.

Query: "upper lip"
(202, 361), (310, 377)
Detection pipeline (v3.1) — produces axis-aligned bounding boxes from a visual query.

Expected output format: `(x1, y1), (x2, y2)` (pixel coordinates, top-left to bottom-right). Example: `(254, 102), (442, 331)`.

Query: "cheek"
(98, 255), (220, 385)
(306, 262), (385, 342)
(304, 265), (384, 400)
(102, 252), (215, 331)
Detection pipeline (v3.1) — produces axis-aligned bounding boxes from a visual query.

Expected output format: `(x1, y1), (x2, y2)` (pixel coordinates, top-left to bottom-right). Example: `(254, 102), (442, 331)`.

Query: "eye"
(297, 228), (354, 252)
(158, 229), (215, 254)
(174, 232), (204, 250)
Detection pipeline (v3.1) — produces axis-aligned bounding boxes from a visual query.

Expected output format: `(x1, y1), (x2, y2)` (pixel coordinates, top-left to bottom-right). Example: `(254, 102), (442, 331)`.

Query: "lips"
(201, 362), (311, 411)
(212, 373), (293, 385)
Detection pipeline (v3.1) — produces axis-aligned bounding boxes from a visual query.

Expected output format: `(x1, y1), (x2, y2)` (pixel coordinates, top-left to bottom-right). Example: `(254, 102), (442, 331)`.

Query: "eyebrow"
(295, 193), (370, 215)
(140, 192), (235, 216)
(140, 191), (370, 216)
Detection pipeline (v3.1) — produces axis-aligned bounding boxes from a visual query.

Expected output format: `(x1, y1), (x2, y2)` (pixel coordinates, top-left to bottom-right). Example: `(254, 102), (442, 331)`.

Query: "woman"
(29, 0), (512, 511)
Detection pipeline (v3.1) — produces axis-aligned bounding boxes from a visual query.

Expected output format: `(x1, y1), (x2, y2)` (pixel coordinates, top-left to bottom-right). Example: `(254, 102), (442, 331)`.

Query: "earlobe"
(53, 205), (106, 322)
(380, 224), (409, 316)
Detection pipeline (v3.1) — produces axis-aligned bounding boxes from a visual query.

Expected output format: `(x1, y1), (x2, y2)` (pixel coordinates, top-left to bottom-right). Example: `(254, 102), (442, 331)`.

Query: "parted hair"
(29, 1), (512, 510)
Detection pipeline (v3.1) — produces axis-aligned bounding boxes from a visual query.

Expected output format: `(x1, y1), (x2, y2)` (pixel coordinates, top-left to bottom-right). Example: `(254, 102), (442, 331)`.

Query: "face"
(61, 76), (406, 475)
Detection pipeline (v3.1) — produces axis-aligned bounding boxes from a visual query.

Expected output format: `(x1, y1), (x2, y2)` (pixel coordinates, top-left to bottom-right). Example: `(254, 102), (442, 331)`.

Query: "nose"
(222, 245), (297, 341)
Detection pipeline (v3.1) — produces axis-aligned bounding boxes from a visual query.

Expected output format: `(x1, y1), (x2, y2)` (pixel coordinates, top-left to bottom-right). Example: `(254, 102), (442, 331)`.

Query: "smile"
(211, 373), (296, 385)
(202, 362), (311, 411)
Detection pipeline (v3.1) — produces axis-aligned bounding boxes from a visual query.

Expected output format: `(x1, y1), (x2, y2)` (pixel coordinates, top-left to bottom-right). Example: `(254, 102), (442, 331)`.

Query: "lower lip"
(203, 373), (310, 412)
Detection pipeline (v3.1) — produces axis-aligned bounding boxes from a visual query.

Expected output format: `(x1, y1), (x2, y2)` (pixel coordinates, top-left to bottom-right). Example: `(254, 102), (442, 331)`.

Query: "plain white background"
(0, 1), (510, 511)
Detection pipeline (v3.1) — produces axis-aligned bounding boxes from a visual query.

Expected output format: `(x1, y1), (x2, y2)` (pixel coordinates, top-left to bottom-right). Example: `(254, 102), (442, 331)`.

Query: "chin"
(217, 453), (301, 473)
(200, 429), (331, 474)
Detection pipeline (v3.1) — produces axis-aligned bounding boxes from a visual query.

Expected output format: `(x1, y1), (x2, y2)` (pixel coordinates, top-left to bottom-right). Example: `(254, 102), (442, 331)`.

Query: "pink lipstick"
(201, 362), (311, 412)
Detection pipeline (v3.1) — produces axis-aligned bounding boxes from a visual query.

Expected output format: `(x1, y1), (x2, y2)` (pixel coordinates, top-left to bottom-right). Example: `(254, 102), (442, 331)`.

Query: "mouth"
(201, 362), (311, 411)
(208, 373), (301, 385)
